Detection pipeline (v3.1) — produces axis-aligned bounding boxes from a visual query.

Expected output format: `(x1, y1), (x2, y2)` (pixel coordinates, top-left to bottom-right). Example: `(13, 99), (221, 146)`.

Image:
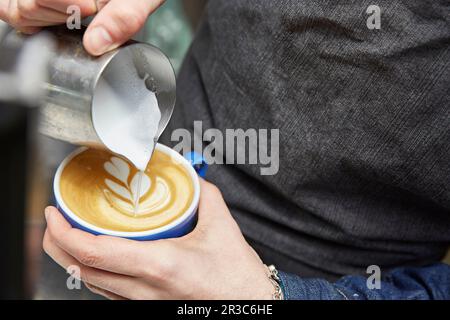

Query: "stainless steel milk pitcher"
(1, 26), (176, 150)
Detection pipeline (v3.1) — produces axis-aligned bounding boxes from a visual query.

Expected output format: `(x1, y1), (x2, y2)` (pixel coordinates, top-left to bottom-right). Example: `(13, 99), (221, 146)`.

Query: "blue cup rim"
(53, 143), (201, 238)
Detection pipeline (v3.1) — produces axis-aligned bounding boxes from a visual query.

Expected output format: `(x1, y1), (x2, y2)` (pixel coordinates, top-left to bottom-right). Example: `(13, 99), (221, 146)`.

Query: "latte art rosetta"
(102, 156), (153, 216)
(59, 148), (194, 232)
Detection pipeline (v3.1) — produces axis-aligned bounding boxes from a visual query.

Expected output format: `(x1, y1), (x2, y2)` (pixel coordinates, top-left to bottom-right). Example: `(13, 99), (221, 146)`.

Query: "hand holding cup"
(43, 178), (275, 300)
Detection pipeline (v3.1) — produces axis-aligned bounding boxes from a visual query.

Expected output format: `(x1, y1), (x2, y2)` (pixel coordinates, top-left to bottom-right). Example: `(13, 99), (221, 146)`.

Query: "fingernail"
(44, 207), (51, 220)
(86, 26), (113, 55)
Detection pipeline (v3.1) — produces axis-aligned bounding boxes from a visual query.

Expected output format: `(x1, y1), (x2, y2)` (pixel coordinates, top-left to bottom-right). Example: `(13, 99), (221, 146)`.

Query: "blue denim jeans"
(279, 263), (450, 300)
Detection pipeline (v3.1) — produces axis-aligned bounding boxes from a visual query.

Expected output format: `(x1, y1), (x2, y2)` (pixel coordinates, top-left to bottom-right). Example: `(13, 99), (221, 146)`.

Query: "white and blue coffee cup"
(53, 143), (207, 241)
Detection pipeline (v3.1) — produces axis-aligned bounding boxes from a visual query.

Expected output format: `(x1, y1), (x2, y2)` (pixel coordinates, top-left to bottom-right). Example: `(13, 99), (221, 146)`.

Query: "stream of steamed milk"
(133, 170), (144, 216)
(93, 72), (161, 215)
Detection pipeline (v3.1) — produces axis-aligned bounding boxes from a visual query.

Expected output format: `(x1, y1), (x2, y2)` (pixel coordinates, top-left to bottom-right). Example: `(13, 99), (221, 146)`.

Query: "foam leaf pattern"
(104, 157), (129, 185)
(130, 172), (151, 203)
(103, 156), (151, 208)
(105, 179), (132, 201)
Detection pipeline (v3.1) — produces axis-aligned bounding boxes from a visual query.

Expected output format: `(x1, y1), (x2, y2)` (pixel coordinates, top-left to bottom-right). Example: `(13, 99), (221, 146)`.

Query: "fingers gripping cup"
(53, 144), (207, 241)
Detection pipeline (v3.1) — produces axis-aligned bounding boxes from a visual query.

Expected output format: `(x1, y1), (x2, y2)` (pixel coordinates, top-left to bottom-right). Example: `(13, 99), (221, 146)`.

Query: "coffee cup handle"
(184, 151), (208, 178)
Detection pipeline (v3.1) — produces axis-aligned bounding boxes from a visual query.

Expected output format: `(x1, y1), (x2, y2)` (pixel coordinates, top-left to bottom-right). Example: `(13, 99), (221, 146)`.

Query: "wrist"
(252, 264), (285, 300)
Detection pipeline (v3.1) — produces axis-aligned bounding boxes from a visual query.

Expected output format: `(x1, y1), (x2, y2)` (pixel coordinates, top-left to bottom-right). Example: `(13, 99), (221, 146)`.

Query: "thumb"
(83, 0), (164, 56)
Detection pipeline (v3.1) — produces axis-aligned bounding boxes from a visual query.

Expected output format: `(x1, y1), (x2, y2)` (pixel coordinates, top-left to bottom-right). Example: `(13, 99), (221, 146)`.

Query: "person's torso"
(163, 0), (450, 279)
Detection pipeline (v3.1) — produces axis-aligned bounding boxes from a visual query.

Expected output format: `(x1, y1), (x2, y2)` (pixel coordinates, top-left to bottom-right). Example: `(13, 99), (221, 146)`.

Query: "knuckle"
(145, 257), (178, 282)
(18, 0), (37, 17)
(78, 248), (100, 267)
(8, 10), (25, 27)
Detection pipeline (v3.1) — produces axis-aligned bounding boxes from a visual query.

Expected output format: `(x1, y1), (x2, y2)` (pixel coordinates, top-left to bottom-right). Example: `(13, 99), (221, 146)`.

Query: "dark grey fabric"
(161, 0), (450, 280)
